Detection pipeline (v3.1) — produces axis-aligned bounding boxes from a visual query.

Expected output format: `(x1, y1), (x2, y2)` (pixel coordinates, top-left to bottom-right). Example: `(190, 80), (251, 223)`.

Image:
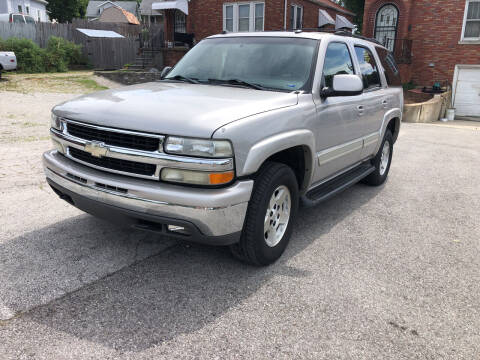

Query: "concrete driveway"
(0, 89), (479, 359)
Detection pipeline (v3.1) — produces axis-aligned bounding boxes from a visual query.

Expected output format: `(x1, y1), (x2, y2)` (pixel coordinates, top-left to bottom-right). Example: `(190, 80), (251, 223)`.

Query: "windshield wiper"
(207, 78), (265, 90)
(164, 75), (199, 84)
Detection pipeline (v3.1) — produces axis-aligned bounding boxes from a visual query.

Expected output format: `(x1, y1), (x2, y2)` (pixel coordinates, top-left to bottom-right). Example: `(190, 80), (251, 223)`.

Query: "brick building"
(154, 0), (354, 66)
(363, 0), (480, 117)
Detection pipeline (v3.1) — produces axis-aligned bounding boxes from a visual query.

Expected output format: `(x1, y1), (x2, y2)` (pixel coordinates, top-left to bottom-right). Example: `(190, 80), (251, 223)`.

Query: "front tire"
(230, 162), (299, 266)
(363, 130), (393, 186)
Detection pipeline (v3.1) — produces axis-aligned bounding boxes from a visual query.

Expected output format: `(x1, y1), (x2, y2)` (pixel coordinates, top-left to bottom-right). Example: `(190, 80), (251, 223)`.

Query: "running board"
(301, 163), (375, 207)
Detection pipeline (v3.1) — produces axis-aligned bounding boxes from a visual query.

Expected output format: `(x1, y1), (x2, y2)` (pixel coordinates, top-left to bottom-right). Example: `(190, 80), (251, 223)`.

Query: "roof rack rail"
(219, 28), (385, 47)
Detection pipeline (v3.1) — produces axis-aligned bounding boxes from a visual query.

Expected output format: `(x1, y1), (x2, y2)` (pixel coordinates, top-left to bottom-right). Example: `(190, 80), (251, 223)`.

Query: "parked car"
(0, 13), (36, 23)
(43, 31), (403, 265)
(0, 51), (17, 78)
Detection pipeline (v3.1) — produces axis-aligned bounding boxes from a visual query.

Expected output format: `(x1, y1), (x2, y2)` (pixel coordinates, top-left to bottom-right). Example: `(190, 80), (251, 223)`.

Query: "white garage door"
(454, 67), (480, 117)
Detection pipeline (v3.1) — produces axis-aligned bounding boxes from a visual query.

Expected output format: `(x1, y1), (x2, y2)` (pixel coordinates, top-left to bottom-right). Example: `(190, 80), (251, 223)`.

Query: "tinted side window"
(375, 47), (402, 87)
(25, 16), (35, 24)
(354, 46), (381, 89)
(322, 42), (354, 88)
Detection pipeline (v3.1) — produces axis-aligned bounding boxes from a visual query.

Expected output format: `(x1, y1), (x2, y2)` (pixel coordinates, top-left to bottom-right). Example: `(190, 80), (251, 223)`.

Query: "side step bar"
(301, 163), (375, 207)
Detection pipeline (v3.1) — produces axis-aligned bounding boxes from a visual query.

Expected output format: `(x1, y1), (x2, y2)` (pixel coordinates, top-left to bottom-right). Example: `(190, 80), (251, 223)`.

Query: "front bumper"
(43, 150), (253, 245)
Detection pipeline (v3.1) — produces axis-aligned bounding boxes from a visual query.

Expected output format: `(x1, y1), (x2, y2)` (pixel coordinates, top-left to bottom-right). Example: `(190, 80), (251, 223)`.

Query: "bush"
(0, 36), (85, 73)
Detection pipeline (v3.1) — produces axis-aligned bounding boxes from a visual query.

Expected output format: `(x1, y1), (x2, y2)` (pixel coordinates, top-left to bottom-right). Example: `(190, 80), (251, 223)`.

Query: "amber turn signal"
(209, 171), (234, 185)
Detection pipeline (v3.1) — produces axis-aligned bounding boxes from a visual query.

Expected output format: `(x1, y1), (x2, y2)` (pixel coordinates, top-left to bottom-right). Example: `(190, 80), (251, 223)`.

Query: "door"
(454, 66), (480, 117)
(353, 45), (386, 159)
(312, 41), (364, 184)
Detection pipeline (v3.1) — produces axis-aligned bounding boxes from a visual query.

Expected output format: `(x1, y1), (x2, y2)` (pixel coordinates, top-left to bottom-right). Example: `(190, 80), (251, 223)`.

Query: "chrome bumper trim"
(43, 150), (251, 236)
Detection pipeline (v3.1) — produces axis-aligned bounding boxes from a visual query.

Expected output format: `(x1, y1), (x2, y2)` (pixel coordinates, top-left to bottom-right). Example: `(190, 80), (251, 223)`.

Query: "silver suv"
(44, 31), (402, 265)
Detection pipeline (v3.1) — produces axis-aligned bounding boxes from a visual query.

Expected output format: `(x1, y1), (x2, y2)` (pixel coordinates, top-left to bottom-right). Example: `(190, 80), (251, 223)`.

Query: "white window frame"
(461, 0), (480, 42)
(290, 4), (303, 30)
(223, 2), (265, 33)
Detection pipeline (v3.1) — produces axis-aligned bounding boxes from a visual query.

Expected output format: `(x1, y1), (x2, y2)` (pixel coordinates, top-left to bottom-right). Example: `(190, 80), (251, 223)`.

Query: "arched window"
(174, 10), (186, 33)
(374, 4), (398, 51)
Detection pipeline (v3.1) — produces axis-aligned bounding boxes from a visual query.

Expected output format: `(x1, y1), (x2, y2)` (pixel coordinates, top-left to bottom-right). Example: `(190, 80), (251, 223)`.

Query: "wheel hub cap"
(264, 185), (291, 247)
(379, 140), (390, 176)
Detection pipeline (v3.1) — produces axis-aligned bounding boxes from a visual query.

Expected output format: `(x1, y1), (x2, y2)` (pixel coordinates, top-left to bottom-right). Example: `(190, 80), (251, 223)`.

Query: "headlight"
(161, 168), (234, 186)
(164, 137), (233, 158)
(51, 113), (62, 131)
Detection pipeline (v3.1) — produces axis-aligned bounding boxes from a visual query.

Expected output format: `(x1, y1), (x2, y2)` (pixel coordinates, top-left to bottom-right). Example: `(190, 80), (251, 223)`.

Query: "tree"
(337, 0), (365, 33)
(47, 0), (89, 23)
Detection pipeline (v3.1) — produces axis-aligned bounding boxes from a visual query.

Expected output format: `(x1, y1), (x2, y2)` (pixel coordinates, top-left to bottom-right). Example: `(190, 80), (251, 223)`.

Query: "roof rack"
(295, 28), (383, 46)
(220, 28), (384, 47)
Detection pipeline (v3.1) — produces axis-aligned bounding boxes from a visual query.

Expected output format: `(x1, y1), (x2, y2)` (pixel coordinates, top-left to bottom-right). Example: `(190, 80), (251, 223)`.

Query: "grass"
(0, 71), (110, 94)
(72, 77), (108, 91)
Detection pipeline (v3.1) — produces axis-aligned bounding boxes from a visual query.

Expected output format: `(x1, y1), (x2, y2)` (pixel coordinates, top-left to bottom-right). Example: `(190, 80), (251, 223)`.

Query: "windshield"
(165, 37), (318, 92)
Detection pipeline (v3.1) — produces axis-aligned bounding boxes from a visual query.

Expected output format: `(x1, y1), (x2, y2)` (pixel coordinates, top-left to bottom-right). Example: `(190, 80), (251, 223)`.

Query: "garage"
(453, 65), (480, 118)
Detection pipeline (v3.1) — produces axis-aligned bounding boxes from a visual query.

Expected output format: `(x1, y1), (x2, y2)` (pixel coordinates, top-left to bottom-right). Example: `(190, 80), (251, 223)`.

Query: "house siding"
(363, 0), (480, 85)
(1, 0), (48, 21)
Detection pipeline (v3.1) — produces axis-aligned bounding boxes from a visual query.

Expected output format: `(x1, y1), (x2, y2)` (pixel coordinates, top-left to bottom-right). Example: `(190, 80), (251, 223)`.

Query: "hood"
(53, 82), (299, 138)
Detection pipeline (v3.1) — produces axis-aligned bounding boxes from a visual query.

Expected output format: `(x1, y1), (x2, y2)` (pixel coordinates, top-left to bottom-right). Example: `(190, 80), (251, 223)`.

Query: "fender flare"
(241, 129), (316, 189)
(379, 108), (402, 145)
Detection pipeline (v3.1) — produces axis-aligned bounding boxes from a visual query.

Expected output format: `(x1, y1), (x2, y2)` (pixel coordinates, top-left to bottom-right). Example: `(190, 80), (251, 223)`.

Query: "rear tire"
(230, 162), (299, 266)
(363, 130), (393, 186)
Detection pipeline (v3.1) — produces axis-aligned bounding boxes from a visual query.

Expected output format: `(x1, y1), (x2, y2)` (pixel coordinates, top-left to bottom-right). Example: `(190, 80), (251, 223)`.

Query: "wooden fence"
(0, 21), (164, 70)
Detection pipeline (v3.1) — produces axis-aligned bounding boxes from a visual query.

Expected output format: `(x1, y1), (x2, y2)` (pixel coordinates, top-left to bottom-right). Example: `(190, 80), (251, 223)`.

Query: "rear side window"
(322, 42), (354, 88)
(375, 47), (402, 87)
(354, 46), (381, 90)
(12, 15), (24, 23)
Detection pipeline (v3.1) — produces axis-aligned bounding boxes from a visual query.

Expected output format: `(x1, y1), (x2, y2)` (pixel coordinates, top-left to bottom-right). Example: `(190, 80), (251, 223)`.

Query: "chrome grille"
(67, 122), (160, 151)
(69, 148), (156, 177)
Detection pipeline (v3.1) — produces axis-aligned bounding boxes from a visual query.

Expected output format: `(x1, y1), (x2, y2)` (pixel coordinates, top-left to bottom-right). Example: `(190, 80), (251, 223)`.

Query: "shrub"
(0, 36), (85, 73)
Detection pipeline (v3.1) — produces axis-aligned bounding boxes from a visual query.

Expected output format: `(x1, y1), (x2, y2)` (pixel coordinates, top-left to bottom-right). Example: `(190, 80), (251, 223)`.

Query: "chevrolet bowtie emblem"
(84, 141), (108, 158)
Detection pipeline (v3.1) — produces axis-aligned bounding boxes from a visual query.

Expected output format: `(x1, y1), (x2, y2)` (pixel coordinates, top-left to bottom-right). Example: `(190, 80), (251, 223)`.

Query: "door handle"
(382, 100), (389, 108)
(357, 105), (365, 116)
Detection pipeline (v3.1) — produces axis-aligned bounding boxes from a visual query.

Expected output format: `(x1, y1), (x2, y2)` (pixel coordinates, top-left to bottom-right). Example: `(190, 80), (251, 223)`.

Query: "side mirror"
(160, 66), (172, 79)
(321, 74), (363, 98)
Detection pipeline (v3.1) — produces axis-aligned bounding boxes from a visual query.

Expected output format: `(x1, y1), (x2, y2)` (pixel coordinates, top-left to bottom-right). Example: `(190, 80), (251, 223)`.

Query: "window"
(225, 5), (234, 32)
(354, 46), (381, 89)
(18, 5), (22, 13)
(223, 2), (264, 32)
(174, 10), (186, 33)
(375, 47), (401, 87)
(25, 16), (35, 24)
(322, 42), (354, 89)
(12, 14), (23, 23)
(290, 4), (303, 30)
(26, 6), (30, 14)
(254, 3), (264, 31)
(462, 1), (480, 40)
(238, 4), (250, 31)
(374, 4), (398, 51)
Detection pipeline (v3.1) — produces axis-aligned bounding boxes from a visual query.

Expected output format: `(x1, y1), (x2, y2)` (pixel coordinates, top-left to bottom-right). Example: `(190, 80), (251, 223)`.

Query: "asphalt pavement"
(0, 122), (479, 359)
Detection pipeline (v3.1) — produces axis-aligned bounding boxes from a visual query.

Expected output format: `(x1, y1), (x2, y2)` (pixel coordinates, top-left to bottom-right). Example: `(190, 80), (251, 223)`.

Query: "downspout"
(284, 0), (287, 30)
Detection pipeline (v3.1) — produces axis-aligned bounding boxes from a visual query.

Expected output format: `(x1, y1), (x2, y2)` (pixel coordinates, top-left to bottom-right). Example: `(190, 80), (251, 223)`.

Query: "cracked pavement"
(1, 88), (479, 359)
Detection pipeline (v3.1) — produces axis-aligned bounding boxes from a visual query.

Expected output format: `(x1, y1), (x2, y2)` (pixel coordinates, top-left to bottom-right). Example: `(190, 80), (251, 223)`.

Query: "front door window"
(374, 4), (398, 51)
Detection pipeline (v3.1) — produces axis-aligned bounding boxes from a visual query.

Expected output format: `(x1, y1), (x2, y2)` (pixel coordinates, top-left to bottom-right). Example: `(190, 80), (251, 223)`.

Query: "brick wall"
(363, 0), (480, 85)
(187, 0), (354, 42)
